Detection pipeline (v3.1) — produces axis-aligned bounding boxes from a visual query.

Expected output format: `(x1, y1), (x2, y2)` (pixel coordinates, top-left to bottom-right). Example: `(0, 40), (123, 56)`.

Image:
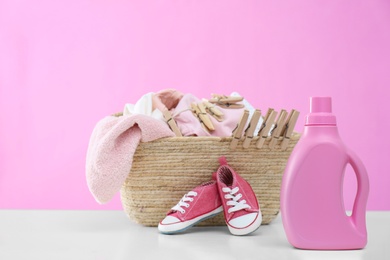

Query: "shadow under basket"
(120, 133), (300, 227)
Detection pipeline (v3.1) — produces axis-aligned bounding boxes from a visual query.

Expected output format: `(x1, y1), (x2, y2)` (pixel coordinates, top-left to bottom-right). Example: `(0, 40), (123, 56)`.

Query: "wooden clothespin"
(256, 108), (277, 149)
(269, 109), (288, 149)
(211, 94), (244, 103)
(280, 109), (300, 150)
(209, 94), (244, 109)
(197, 102), (215, 131)
(242, 109), (262, 148)
(230, 110), (250, 150)
(162, 109), (182, 137)
(191, 103), (207, 132)
(202, 100), (224, 122)
(191, 103), (214, 132)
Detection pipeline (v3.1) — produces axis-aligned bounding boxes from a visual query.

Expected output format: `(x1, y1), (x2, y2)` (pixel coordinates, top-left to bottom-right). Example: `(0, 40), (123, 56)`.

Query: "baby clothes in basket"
(172, 94), (249, 137)
(123, 89), (184, 121)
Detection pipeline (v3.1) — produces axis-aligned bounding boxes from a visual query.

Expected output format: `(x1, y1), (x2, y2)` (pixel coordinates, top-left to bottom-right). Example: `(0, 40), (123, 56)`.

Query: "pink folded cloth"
(86, 114), (175, 204)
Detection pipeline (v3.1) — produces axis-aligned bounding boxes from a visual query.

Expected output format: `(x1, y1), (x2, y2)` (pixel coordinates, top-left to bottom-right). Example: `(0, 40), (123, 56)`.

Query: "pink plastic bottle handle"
(348, 149), (369, 235)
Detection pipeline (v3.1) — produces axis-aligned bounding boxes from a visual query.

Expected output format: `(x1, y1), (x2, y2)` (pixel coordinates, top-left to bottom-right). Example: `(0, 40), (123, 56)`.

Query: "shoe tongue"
(231, 177), (239, 189)
(220, 179), (236, 190)
(224, 178), (241, 196)
(223, 175), (238, 189)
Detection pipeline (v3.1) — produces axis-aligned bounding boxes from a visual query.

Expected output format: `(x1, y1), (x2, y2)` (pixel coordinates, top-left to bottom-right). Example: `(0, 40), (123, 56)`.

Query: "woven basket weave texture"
(121, 134), (299, 227)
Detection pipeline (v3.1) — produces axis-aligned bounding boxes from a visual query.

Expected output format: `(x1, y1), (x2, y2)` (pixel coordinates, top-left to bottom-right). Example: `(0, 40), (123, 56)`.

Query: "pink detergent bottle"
(280, 97), (369, 250)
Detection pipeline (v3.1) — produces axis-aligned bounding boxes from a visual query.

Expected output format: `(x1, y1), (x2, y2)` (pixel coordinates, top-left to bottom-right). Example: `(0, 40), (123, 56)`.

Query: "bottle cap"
(305, 97), (337, 125)
(310, 97), (332, 113)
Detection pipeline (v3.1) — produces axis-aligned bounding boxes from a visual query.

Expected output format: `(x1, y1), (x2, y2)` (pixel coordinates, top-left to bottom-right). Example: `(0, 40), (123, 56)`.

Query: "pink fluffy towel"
(86, 114), (175, 204)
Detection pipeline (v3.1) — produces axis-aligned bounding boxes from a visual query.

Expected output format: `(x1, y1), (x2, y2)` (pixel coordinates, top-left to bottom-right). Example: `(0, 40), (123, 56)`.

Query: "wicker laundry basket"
(120, 133), (300, 227)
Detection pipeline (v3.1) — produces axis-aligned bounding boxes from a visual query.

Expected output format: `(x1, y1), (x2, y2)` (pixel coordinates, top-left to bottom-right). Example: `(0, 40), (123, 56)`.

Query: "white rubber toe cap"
(160, 216), (180, 225)
(228, 212), (258, 228)
(227, 212), (262, 236)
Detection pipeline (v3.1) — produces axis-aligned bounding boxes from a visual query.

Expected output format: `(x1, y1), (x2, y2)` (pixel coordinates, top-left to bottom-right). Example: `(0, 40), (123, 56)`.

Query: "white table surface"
(0, 210), (388, 260)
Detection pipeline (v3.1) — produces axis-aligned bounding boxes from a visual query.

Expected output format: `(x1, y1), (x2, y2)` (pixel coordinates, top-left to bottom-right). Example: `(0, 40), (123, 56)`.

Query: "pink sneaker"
(215, 156), (262, 236)
(158, 181), (223, 234)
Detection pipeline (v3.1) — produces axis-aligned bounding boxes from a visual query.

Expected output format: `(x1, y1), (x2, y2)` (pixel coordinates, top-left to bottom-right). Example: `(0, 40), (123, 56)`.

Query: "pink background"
(1, 1), (389, 210)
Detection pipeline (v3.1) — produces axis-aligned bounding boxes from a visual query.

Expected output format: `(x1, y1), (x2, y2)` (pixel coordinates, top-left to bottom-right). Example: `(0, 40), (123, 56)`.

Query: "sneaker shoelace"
(222, 187), (251, 213)
(171, 191), (198, 214)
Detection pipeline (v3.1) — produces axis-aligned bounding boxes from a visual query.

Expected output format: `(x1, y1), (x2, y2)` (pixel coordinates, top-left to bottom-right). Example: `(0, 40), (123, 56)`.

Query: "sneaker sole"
(158, 206), (223, 234)
(227, 212), (262, 236)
